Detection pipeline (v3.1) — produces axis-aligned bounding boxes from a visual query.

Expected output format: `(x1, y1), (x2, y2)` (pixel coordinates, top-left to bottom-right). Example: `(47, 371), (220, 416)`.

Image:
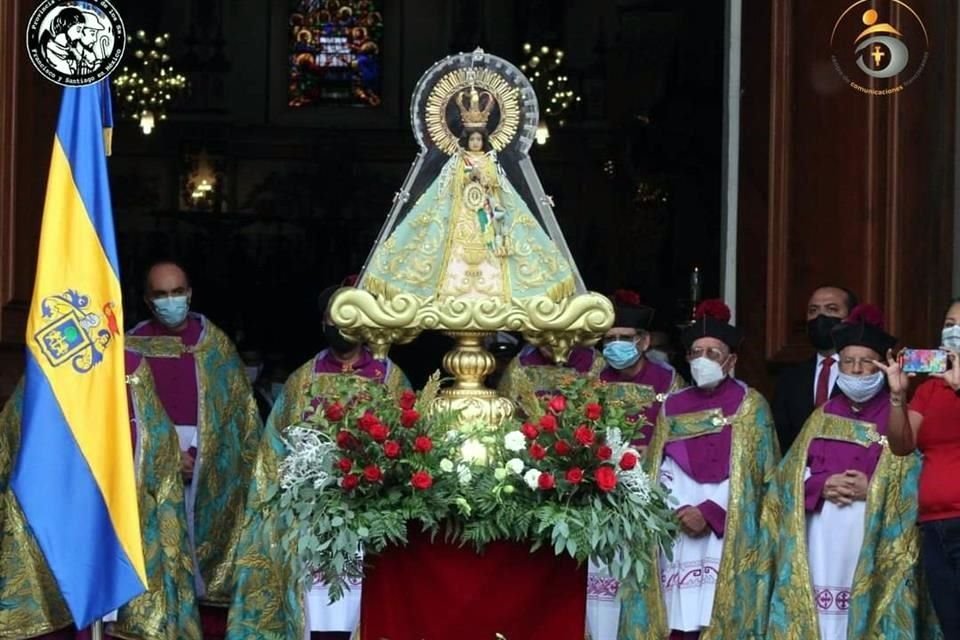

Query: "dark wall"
(105, 0), (727, 372)
(737, 0), (956, 398)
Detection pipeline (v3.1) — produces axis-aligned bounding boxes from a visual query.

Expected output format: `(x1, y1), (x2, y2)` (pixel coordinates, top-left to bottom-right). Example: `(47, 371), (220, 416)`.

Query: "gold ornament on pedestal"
(329, 48), (613, 427)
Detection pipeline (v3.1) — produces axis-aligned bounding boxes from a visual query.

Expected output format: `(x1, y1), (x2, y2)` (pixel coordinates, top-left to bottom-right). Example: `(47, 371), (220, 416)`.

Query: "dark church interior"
(105, 0), (725, 386)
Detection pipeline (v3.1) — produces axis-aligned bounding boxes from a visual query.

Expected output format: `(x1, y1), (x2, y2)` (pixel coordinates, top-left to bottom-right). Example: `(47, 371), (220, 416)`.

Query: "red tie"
(815, 356), (835, 407)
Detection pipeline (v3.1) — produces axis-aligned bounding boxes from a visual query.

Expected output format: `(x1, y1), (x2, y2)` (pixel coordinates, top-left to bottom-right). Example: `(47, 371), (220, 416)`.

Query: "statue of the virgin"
(362, 82), (576, 303)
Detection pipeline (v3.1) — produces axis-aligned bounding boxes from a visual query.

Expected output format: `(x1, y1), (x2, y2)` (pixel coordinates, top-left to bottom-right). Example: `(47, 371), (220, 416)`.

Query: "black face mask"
(807, 314), (841, 351)
(324, 323), (356, 354)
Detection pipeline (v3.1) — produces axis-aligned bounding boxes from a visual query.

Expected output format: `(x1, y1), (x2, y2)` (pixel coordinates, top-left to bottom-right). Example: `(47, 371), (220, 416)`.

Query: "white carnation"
(506, 458), (525, 475)
(457, 464), (473, 486)
(504, 431), (526, 452)
(439, 458), (455, 473)
(523, 468), (542, 490)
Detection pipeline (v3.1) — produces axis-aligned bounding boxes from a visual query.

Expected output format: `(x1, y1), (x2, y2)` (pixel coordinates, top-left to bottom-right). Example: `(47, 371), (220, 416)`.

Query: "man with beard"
(41, 8), (106, 77)
(772, 286), (858, 453)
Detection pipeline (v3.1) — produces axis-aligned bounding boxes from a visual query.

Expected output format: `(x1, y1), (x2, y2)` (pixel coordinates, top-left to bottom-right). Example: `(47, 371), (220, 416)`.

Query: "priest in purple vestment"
(619, 299), (779, 640)
(227, 285), (410, 640)
(126, 260), (263, 637)
(589, 291), (684, 640)
(762, 305), (940, 639)
(497, 339), (605, 413)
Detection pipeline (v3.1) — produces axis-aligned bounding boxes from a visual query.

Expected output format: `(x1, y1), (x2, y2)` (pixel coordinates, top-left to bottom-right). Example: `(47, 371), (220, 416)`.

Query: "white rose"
(523, 469), (542, 490)
(457, 464), (472, 485)
(504, 431), (526, 452)
(506, 458), (525, 475)
(439, 458), (455, 473)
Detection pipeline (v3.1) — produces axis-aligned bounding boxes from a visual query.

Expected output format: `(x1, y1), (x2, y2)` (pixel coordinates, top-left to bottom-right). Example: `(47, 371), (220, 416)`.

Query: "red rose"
(368, 423), (389, 443)
(594, 466), (617, 492)
(565, 467), (584, 484)
(341, 474), (360, 491)
(363, 464), (383, 483)
(521, 422), (540, 439)
(539, 414), (558, 433)
(383, 440), (401, 459)
(554, 439), (572, 456)
(596, 445), (613, 461)
(401, 409), (421, 428)
(529, 442), (547, 460)
(619, 451), (639, 470)
(538, 472), (556, 490)
(325, 402), (346, 422)
(574, 425), (596, 446)
(414, 435), (433, 454)
(584, 403), (603, 421)
(358, 411), (380, 432)
(336, 458), (353, 473)
(335, 430), (355, 449)
(410, 470), (433, 490)
(548, 395), (568, 414)
(399, 389), (417, 411)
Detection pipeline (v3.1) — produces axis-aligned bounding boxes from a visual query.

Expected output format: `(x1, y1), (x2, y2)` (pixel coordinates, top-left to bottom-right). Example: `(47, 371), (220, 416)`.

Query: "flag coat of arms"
(12, 82), (146, 628)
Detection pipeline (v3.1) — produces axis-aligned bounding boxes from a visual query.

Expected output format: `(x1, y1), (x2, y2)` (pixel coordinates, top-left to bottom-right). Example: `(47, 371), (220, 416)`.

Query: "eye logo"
(831, 1), (928, 95)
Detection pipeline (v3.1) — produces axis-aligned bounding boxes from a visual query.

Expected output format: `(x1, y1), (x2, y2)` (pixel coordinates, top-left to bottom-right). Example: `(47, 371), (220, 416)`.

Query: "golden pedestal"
(329, 290), (614, 428)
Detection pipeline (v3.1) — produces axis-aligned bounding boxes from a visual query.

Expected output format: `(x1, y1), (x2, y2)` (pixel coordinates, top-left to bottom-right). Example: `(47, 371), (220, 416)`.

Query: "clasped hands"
(676, 505), (710, 538)
(822, 470), (868, 506)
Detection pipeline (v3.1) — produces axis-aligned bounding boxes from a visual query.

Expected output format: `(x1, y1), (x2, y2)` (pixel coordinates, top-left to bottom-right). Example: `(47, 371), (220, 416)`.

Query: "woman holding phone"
(876, 297), (960, 639)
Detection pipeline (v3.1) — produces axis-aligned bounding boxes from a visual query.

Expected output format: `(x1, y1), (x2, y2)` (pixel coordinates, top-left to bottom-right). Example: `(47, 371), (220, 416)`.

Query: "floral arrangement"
(278, 372), (678, 602)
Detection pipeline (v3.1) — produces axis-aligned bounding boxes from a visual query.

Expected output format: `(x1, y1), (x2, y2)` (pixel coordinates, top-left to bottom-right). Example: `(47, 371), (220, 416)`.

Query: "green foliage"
(278, 374), (679, 602)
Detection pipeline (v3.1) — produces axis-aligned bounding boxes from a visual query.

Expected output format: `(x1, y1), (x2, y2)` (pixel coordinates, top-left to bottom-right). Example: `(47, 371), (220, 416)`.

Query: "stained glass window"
(288, 0), (384, 107)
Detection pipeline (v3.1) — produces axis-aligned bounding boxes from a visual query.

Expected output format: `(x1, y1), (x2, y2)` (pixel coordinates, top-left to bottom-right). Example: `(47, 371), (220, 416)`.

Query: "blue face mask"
(603, 340), (641, 370)
(152, 296), (189, 328)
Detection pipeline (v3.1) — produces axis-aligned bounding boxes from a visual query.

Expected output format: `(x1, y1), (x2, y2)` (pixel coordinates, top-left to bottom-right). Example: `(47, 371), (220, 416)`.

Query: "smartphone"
(900, 348), (949, 374)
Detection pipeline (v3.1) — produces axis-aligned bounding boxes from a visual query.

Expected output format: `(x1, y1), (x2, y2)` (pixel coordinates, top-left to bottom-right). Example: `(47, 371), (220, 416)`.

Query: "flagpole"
(92, 620), (104, 640)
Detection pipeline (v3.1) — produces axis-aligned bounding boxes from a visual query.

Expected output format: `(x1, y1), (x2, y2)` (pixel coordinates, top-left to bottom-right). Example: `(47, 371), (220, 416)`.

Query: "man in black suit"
(772, 285), (859, 453)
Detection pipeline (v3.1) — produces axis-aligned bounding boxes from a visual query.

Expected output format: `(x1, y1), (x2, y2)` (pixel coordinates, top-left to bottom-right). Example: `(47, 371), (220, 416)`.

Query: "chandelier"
(520, 43), (580, 145)
(112, 31), (187, 134)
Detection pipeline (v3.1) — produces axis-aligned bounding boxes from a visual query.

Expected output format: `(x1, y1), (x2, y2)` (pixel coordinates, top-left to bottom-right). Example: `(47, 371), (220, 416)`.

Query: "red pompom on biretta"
(613, 289), (642, 307)
(682, 298), (742, 352)
(832, 303), (896, 355)
(843, 303), (885, 329)
(611, 289), (655, 330)
(694, 299), (732, 324)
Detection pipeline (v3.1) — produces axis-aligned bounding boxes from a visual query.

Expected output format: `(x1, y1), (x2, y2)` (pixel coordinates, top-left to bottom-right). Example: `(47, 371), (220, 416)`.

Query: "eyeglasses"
(839, 357), (879, 371)
(687, 347), (728, 362)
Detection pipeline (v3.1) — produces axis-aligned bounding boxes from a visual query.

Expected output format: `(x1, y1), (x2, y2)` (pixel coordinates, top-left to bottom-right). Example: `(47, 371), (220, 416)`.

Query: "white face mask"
(836, 371), (885, 404)
(690, 356), (727, 389)
(942, 325), (960, 351)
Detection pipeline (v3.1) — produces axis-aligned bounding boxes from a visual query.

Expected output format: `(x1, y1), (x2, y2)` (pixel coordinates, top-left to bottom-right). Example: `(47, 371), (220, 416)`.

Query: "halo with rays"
(425, 68), (521, 155)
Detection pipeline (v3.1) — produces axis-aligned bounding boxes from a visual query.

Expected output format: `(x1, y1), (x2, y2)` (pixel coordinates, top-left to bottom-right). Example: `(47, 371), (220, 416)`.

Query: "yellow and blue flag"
(12, 82), (146, 627)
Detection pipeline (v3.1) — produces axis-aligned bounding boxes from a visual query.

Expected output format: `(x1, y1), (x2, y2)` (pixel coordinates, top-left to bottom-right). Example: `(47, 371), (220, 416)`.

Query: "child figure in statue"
(363, 86), (575, 303)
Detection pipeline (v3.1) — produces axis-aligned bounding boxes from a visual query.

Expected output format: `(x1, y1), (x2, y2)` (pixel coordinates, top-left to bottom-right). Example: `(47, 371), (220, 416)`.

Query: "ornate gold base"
(430, 330), (515, 428)
(327, 290), (615, 428)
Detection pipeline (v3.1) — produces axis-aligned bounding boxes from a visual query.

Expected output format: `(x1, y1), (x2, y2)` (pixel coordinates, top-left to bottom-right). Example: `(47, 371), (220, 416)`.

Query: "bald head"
(145, 262), (191, 300)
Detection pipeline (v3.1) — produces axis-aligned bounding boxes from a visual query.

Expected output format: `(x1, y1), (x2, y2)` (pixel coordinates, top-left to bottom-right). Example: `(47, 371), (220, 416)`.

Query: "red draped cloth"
(361, 531), (587, 640)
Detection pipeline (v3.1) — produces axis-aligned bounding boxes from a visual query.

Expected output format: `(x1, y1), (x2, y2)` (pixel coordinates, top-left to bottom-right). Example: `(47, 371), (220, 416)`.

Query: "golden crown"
(456, 86), (494, 129)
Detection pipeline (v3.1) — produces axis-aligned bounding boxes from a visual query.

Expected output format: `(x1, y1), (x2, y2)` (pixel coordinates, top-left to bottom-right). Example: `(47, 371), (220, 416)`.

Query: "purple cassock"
(661, 377), (746, 537)
(803, 390), (888, 512)
(599, 359), (676, 447)
(306, 348), (391, 413)
(129, 314), (203, 426)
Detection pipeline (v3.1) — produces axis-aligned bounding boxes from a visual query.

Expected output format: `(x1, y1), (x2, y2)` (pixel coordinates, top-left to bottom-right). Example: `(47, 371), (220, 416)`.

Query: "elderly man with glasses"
(618, 300), (779, 640)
